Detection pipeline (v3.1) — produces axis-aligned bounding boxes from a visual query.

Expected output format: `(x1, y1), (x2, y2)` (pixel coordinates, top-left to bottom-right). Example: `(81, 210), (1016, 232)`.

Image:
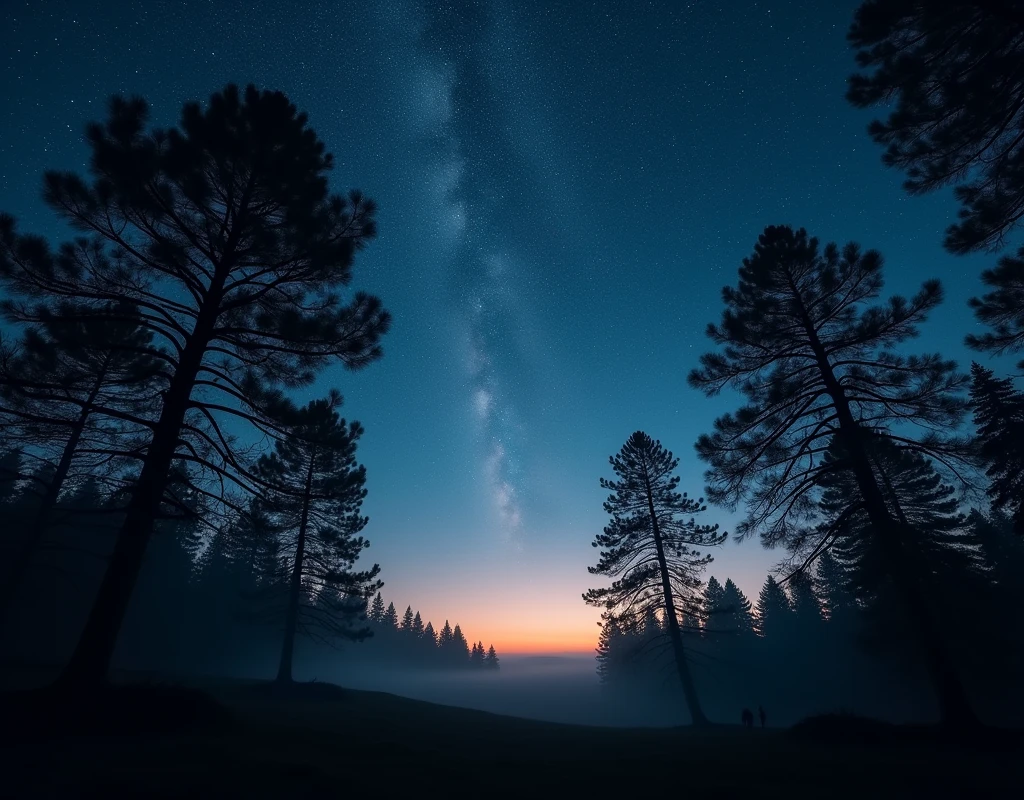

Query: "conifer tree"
(720, 579), (755, 637)
(583, 431), (725, 726)
(438, 620), (453, 648)
(368, 592), (385, 625)
(788, 571), (823, 632)
(820, 436), (987, 671)
(384, 602), (399, 629)
(0, 303), (161, 622)
(0, 84), (390, 688)
(690, 225), (975, 727)
(814, 550), (856, 625)
(400, 605), (415, 633)
(485, 644), (499, 669)
(452, 624), (470, 664)
(254, 394), (381, 683)
(970, 364), (1024, 533)
(847, 0), (1024, 253)
(701, 576), (726, 634)
(967, 255), (1024, 368)
(422, 621), (437, 647)
(755, 576), (793, 641)
(470, 641), (485, 666)
(411, 610), (424, 637)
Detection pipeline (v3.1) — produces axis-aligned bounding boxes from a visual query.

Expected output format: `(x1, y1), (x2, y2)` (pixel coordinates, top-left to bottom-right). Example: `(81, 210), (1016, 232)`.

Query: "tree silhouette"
(0, 84), (390, 688)
(847, 0), (1024, 253)
(820, 436), (987, 681)
(367, 592), (385, 625)
(970, 364), (1024, 533)
(755, 576), (793, 641)
(422, 621), (437, 648)
(583, 431), (725, 726)
(689, 225), (977, 727)
(254, 394), (381, 684)
(0, 301), (161, 623)
(411, 610), (424, 637)
(967, 254), (1024, 368)
(400, 605), (415, 633)
(485, 644), (499, 669)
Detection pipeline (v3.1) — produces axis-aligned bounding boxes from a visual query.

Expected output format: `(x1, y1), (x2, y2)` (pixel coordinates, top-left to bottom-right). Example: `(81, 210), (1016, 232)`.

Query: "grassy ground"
(0, 675), (1021, 798)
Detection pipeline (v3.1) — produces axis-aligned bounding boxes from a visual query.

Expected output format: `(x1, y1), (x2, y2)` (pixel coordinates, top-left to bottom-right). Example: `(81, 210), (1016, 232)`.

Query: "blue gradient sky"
(0, 0), (1000, 652)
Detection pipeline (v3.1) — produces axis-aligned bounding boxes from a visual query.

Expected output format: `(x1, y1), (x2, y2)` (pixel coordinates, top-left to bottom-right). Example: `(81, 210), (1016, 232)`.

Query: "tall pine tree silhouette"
(689, 225), (976, 727)
(583, 431), (725, 726)
(0, 84), (390, 688)
(255, 393), (381, 684)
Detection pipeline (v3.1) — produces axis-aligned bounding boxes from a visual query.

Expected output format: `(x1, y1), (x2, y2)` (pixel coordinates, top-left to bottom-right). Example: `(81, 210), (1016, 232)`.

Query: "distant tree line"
(0, 462), (499, 677)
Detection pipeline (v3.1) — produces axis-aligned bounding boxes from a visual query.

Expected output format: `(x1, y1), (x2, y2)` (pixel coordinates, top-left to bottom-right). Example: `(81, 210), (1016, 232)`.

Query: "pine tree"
(438, 620), (453, 648)
(368, 592), (385, 625)
(846, 0), (1024, 253)
(969, 364), (1024, 533)
(400, 605), (415, 633)
(967, 256), (1024, 369)
(485, 644), (499, 670)
(422, 621), (437, 647)
(788, 571), (823, 632)
(719, 579), (755, 637)
(254, 395), (382, 683)
(583, 431), (725, 726)
(0, 303), (161, 624)
(755, 576), (793, 641)
(471, 641), (485, 667)
(814, 550), (856, 625)
(820, 436), (987, 667)
(411, 611), (424, 637)
(701, 576), (726, 635)
(689, 225), (976, 727)
(452, 624), (470, 665)
(384, 602), (399, 630)
(0, 84), (390, 688)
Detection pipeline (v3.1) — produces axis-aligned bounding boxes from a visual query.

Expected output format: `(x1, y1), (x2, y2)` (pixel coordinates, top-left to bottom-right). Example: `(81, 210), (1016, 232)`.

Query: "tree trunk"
(56, 296), (223, 691)
(276, 452), (315, 684)
(643, 465), (710, 727)
(796, 300), (978, 729)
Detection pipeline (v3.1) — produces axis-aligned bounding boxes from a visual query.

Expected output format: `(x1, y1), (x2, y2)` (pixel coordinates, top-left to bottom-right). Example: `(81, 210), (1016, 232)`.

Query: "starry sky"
(0, 0), (999, 653)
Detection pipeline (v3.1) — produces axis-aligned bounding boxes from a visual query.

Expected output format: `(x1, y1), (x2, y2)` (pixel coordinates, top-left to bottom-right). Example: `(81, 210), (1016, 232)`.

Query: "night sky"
(0, 0), (995, 653)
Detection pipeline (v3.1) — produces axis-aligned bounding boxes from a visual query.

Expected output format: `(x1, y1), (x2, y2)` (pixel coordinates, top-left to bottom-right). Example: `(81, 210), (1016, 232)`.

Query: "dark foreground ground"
(0, 675), (1021, 798)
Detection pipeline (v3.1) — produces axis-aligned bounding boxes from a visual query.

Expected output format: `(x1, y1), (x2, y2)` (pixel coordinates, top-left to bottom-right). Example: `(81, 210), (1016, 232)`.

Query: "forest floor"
(0, 673), (1021, 798)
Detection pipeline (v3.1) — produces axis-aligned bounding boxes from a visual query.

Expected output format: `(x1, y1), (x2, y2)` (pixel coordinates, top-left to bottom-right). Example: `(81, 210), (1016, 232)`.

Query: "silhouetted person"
(741, 708), (753, 728)
(758, 705), (766, 729)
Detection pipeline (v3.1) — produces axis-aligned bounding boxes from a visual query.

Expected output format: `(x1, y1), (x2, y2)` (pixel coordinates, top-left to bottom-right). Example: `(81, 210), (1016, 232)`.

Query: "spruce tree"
(368, 592), (385, 625)
(847, 0), (1024, 253)
(814, 550), (856, 625)
(970, 364), (1024, 533)
(689, 225), (975, 727)
(0, 84), (390, 688)
(254, 394), (382, 683)
(755, 576), (793, 641)
(411, 610), (424, 637)
(400, 605), (415, 633)
(422, 621), (437, 647)
(452, 624), (470, 665)
(485, 644), (499, 669)
(583, 431), (725, 726)
(720, 579), (755, 637)
(384, 602), (399, 629)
